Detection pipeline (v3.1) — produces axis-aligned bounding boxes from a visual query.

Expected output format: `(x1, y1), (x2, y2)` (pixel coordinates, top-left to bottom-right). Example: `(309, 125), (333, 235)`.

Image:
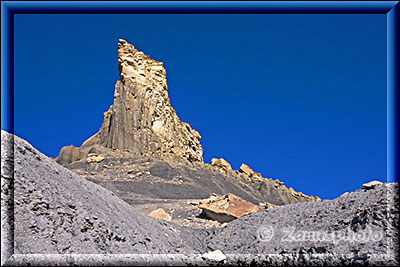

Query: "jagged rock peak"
(117, 39), (167, 89)
(56, 39), (203, 165)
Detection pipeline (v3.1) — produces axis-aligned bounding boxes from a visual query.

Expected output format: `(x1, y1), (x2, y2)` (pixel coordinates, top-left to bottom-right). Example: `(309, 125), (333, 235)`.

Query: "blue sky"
(13, 14), (388, 199)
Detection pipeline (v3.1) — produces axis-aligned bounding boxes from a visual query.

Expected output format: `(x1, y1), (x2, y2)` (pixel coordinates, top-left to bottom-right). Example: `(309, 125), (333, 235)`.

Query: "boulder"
(86, 153), (105, 163)
(211, 158), (232, 171)
(362, 180), (383, 190)
(239, 163), (254, 176)
(56, 145), (83, 165)
(238, 163), (264, 182)
(199, 193), (259, 223)
(148, 208), (172, 221)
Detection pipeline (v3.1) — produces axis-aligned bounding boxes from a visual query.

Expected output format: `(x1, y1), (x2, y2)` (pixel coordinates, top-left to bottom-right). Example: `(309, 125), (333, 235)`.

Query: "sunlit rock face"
(56, 39), (203, 164)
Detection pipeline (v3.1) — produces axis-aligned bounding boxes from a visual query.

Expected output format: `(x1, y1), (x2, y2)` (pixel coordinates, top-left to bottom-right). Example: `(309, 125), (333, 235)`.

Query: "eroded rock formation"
(56, 39), (203, 164)
(55, 39), (320, 205)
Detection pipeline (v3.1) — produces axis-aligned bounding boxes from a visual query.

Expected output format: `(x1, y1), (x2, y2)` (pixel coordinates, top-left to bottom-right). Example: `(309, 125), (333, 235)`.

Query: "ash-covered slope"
(1, 130), (196, 255)
(206, 182), (399, 265)
(66, 154), (315, 207)
(2, 131), (398, 265)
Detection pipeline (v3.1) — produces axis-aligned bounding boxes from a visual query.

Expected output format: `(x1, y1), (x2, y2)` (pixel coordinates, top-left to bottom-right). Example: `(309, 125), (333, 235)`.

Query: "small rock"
(86, 153), (105, 163)
(362, 180), (383, 189)
(211, 158), (232, 171)
(259, 202), (277, 209)
(127, 169), (141, 175)
(202, 250), (227, 262)
(148, 208), (172, 221)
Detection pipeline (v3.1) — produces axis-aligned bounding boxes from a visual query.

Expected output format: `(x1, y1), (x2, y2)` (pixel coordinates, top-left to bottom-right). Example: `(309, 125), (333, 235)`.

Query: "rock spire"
(56, 39), (203, 164)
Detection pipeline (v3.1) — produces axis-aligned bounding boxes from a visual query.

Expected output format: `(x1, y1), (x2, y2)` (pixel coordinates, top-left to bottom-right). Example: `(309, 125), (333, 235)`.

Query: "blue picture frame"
(1, 1), (398, 265)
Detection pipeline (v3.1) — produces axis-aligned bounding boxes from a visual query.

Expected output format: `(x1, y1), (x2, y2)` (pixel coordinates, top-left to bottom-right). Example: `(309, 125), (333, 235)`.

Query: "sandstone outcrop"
(56, 39), (203, 165)
(198, 193), (260, 223)
(211, 158), (232, 172)
(56, 145), (83, 165)
(238, 163), (254, 176)
(238, 163), (263, 182)
(363, 180), (383, 189)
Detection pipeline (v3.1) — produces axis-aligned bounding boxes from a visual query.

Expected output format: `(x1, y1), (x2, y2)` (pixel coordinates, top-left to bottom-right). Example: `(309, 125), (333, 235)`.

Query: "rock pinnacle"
(56, 39), (203, 164)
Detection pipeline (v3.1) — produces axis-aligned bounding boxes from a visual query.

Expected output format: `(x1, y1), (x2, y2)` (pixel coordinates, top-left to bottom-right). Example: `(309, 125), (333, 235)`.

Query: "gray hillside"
(1, 130), (195, 255)
(1, 130), (398, 265)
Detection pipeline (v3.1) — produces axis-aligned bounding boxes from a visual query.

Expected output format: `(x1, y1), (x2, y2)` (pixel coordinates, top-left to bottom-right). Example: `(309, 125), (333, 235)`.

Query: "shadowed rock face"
(56, 39), (203, 165)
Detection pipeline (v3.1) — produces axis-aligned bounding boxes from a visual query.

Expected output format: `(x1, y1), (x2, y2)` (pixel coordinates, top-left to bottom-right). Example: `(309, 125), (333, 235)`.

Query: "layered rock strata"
(56, 39), (203, 164)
